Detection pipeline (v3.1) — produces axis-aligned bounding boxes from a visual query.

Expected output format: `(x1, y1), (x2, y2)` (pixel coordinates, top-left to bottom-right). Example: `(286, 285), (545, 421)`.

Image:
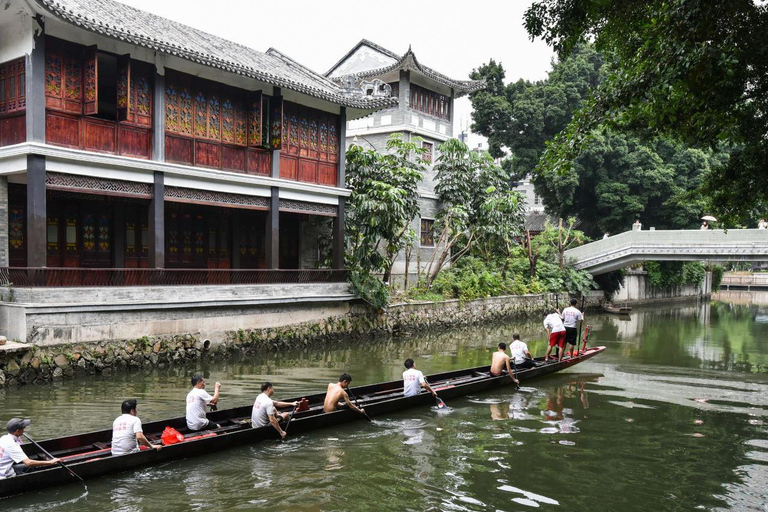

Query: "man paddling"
(186, 375), (221, 431)
(323, 374), (366, 415)
(251, 382), (299, 439)
(403, 359), (438, 398)
(510, 334), (535, 369)
(112, 399), (162, 456)
(490, 343), (520, 384)
(562, 298), (584, 357)
(0, 418), (60, 479)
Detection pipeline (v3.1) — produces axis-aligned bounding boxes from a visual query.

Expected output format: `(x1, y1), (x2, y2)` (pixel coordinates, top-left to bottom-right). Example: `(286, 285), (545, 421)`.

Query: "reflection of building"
(327, 40), (484, 275)
(0, 0), (394, 274)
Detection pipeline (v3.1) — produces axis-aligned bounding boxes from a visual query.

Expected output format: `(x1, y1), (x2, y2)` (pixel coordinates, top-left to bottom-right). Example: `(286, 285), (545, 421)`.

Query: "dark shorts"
(514, 359), (536, 369)
(565, 327), (578, 346)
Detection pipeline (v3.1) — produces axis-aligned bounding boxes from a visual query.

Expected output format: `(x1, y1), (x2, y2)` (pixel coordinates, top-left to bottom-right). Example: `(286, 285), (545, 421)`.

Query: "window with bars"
(420, 218), (435, 247)
(409, 83), (450, 121)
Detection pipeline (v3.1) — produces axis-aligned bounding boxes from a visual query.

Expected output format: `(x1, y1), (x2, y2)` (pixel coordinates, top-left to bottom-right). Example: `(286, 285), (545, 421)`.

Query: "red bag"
(161, 426), (184, 446)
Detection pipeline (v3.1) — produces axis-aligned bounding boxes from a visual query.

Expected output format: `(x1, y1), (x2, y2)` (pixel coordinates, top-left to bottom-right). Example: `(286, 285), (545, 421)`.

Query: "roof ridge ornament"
(341, 76), (392, 99)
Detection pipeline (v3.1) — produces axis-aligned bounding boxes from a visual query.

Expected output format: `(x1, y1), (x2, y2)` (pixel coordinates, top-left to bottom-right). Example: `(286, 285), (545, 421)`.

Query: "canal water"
(0, 293), (767, 511)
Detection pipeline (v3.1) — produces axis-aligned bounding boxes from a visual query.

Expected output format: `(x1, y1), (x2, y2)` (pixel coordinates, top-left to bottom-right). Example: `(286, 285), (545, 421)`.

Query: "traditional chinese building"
(0, 1), (394, 344)
(326, 40), (484, 278)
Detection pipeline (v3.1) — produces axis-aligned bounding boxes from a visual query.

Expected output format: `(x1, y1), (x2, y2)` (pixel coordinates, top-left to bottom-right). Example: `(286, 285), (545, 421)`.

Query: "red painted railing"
(0, 268), (349, 287)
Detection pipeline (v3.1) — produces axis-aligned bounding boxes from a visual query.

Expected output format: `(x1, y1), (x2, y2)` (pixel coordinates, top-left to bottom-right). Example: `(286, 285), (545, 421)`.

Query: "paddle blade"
(435, 397), (447, 409)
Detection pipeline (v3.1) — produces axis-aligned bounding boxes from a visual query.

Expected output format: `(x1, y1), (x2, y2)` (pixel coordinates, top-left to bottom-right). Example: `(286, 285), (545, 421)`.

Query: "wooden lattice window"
(422, 141), (434, 164)
(410, 83), (451, 121)
(420, 218), (435, 247)
(0, 58), (26, 116)
(45, 40), (82, 114)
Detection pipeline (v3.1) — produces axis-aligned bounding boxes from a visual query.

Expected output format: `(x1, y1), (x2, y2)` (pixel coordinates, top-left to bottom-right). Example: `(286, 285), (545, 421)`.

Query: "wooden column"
(113, 203), (125, 268)
(26, 16), (45, 143)
(332, 198), (345, 269)
(152, 71), (165, 161)
(0, 176), (8, 267)
(231, 211), (241, 269)
(26, 155), (46, 267)
(265, 188), (279, 269)
(338, 107), (347, 186)
(148, 171), (164, 268)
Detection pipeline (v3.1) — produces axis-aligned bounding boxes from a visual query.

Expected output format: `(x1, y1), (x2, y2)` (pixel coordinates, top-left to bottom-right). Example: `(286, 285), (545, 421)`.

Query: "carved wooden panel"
(45, 39), (83, 114)
(247, 91), (262, 147)
(119, 126), (151, 159)
(298, 159), (317, 183)
(280, 155), (298, 180)
(131, 65), (152, 127)
(270, 95), (282, 149)
(318, 162), (337, 187)
(46, 172), (152, 197)
(83, 46), (98, 115)
(0, 115), (25, 147)
(165, 186), (269, 210)
(165, 70), (193, 136)
(46, 112), (80, 147)
(222, 145), (245, 172)
(165, 134), (194, 165)
(0, 58), (26, 116)
(195, 140), (221, 168)
(278, 199), (337, 217)
(84, 118), (117, 153)
(247, 149), (270, 175)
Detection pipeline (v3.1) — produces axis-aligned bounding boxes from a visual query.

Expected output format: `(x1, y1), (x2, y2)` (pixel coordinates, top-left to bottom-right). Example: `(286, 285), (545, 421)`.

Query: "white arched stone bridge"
(564, 229), (768, 275)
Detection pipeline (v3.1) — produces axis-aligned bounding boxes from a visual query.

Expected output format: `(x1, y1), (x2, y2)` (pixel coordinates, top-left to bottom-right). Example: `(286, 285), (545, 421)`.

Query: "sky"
(119, 0), (556, 148)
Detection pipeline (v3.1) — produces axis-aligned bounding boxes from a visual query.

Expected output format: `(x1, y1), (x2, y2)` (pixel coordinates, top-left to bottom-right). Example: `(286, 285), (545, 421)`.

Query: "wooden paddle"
(424, 377), (447, 409)
(575, 295), (585, 357)
(282, 404), (300, 438)
(346, 388), (373, 421)
(24, 434), (85, 484)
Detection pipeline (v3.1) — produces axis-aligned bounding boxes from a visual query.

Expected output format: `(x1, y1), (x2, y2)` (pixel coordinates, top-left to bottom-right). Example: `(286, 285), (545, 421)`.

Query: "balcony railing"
(0, 268), (349, 287)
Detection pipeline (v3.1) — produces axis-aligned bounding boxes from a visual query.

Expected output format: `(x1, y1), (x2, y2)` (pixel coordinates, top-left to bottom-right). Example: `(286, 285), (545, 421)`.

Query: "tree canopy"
(523, 0), (768, 224)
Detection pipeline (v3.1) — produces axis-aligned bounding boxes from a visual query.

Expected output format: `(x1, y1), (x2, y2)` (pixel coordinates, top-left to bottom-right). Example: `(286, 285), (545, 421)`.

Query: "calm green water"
(0, 293), (767, 512)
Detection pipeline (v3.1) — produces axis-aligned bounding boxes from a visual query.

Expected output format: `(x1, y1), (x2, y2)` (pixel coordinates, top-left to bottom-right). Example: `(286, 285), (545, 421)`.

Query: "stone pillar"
(148, 171), (164, 268)
(332, 198), (345, 269)
(26, 155), (46, 267)
(399, 70), (409, 110)
(338, 107), (346, 187)
(0, 176), (8, 267)
(152, 71), (165, 161)
(26, 16), (45, 143)
(266, 188), (279, 269)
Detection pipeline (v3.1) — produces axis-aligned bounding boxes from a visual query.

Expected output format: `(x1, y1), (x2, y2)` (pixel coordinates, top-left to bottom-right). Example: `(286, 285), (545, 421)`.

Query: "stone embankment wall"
(611, 269), (712, 304)
(0, 293), (554, 386)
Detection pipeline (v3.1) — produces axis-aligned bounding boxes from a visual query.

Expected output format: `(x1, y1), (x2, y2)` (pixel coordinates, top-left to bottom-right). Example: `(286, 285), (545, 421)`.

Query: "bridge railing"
(564, 229), (768, 269)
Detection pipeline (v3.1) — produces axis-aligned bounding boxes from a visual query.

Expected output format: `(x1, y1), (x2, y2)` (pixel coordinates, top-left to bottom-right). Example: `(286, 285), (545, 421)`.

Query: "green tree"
(345, 134), (425, 306)
(523, 0), (768, 224)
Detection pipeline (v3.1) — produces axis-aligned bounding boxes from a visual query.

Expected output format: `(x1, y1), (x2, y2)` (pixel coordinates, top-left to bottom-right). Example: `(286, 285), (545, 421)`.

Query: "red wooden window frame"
(409, 83), (450, 121)
(0, 58), (26, 116)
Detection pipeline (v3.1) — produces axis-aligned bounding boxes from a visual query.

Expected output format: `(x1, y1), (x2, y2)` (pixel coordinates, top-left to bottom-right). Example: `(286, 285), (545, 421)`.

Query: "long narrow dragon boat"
(0, 346), (605, 498)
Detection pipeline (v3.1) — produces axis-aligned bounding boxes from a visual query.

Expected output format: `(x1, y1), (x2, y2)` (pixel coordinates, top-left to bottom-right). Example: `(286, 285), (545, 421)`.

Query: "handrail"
(0, 268), (349, 287)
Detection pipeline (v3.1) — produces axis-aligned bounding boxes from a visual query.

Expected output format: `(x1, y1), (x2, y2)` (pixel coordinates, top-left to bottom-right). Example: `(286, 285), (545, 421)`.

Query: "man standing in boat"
(403, 359), (439, 397)
(0, 418), (61, 478)
(251, 382), (299, 438)
(323, 374), (366, 415)
(112, 399), (162, 455)
(562, 298), (584, 358)
(544, 307), (567, 362)
(186, 375), (221, 431)
(490, 343), (520, 384)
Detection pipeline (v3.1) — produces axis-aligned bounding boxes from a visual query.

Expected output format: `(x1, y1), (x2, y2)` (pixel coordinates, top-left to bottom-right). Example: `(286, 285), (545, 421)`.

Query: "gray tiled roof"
(327, 39), (485, 96)
(35, 0), (397, 110)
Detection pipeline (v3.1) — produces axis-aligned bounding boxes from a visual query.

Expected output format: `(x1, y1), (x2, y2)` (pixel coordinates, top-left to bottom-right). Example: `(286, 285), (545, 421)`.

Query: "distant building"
(327, 40), (484, 277)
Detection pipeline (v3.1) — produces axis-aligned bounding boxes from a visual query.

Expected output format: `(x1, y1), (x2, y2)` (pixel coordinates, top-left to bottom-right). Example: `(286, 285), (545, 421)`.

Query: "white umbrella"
(701, 215), (717, 222)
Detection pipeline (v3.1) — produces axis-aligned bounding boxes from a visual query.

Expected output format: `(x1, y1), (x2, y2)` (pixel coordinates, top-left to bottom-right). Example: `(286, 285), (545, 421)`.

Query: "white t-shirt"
(186, 387), (214, 430)
(403, 368), (426, 397)
(251, 393), (275, 428)
(510, 340), (529, 365)
(544, 313), (565, 333)
(0, 433), (27, 479)
(562, 306), (583, 328)
(111, 414), (143, 455)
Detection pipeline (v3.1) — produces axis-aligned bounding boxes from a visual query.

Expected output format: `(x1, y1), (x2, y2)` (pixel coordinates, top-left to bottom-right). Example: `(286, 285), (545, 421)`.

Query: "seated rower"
(323, 374), (366, 415)
(186, 374), (221, 431)
(490, 343), (520, 384)
(403, 359), (437, 398)
(112, 399), (162, 456)
(510, 333), (535, 369)
(251, 382), (299, 439)
(0, 418), (60, 479)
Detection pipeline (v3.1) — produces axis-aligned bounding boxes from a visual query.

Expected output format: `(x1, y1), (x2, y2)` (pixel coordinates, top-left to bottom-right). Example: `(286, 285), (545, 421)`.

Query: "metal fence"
(0, 268), (349, 287)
